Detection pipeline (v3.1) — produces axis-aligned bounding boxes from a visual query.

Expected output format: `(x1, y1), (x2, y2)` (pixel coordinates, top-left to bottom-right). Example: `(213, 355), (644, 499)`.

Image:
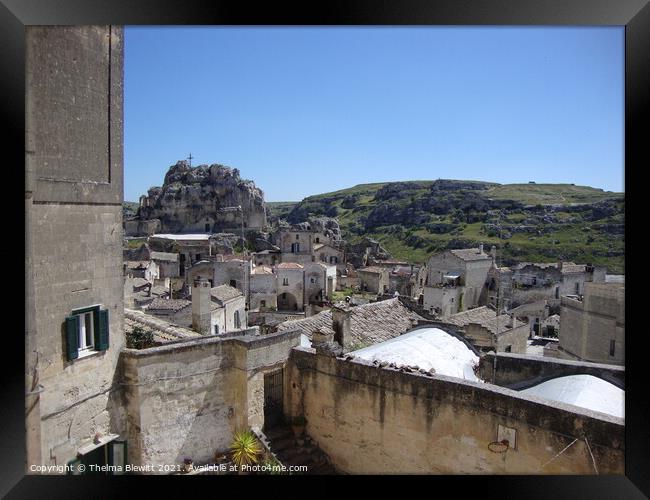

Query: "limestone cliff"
(135, 160), (267, 234)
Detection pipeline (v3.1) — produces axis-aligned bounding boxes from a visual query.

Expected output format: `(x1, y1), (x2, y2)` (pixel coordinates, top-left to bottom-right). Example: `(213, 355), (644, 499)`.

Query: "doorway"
(263, 369), (284, 430)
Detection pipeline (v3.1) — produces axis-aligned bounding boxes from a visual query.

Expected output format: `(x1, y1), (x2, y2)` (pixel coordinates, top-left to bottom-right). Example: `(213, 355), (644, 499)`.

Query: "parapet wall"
(286, 348), (624, 474)
(479, 352), (625, 389)
(121, 329), (300, 472)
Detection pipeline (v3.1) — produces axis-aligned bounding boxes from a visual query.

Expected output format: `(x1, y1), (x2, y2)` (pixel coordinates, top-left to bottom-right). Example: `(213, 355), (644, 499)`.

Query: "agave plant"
(229, 430), (262, 468)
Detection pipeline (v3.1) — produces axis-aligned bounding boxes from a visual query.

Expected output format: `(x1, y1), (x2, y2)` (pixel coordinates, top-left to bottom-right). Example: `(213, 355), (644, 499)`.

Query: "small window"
(310, 278), (316, 283)
(575, 282), (580, 294)
(505, 345), (512, 353)
(609, 340), (616, 357)
(205, 223), (210, 232)
(230, 280), (237, 288)
(283, 278), (289, 286)
(260, 300), (266, 308)
(315, 237), (320, 243)
(196, 254), (201, 262)
(296, 234), (299, 240)
(65, 306), (109, 361)
(234, 310), (241, 329)
(214, 324), (219, 335)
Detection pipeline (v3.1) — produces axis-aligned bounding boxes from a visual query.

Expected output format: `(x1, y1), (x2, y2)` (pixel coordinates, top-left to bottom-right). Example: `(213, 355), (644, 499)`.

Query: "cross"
(187, 153), (193, 167)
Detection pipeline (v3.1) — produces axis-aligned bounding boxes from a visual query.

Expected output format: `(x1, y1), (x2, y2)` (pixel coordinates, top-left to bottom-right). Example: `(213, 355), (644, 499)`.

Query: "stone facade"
(25, 25), (126, 470)
(558, 283), (625, 365)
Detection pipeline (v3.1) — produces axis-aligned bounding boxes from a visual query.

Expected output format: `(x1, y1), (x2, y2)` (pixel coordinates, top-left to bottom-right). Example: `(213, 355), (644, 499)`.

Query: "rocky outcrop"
(134, 160), (267, 234)
(346, 237), (392, 267)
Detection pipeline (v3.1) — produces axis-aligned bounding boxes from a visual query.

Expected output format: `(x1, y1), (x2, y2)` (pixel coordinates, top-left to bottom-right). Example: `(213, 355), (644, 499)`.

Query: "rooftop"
(276, 262), (304, 270)
(443, 306), (497, 327)
(149, 251), (178, 262)
(150, 233), (210, 241)
(520, 374), (624, 419)
(350, 327), (480, 381)
(449, 248), (491, 262)
(277, 297), (425, 346)
(146, 298), (192, 312)
(358, 266), (386, 274)
(125, 260), (150, 270)
(211, 284), (244, 303)
(252, 265), (274, 275)
(125, 308), (201, 343)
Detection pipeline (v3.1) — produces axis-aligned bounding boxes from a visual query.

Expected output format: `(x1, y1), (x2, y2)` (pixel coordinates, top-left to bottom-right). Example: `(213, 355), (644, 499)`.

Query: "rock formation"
(127, 160), (267, 235)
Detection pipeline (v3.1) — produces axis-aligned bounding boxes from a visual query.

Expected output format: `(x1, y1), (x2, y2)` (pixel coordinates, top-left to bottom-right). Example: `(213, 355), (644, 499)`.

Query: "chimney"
(479, 243), (484, 254)
(331, 304), (352, 351)
(312, 329), (342, 357)
(215, 254), (224, 263)
(192, 278), (212, 335)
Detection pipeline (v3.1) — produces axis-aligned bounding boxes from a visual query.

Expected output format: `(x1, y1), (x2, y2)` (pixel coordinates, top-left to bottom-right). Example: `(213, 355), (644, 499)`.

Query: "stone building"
(312, 242), (346, 274)
(212, 255), (252, 296)
(124, 260), (159, 282)
(249, 265), (278, 311)
(441, 306), (529, 354)
(25, 25), (127, 471)
(357, 266), (390, 294)
(145, 298), (193, 327)
(303, 262), (336, 304)
(558, 282), (625, 365)
(423, 245), (493, 316)
(148, 233), (211, 277)
(149, 251), (180, 279)
(276, 262), (305, 311)
(510, 261), (606, 308)
(278, 227), (314, 259)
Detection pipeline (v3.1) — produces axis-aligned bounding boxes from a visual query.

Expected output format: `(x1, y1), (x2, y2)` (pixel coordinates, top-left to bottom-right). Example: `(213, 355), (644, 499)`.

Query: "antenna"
(187, 153), (194, 167)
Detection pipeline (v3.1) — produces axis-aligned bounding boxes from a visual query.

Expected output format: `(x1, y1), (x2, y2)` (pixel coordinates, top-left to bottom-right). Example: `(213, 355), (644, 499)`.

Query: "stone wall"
(121, 329), (300, 472)
(478, 352), (625, 390)
(286, 348), (624, 474)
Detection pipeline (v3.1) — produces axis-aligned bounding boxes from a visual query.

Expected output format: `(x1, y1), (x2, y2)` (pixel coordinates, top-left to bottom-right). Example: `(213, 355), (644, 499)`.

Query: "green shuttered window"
(65, 306), (109, 361)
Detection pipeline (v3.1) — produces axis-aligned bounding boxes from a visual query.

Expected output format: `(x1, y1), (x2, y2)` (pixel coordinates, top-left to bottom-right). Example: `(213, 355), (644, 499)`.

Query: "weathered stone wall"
(121, 330), (300, 472)
(478, 352), (625, 390)
(249, 273), (277, 310)
(286, 348), (624, 474)
(214, 260), (247, 293)
(25, 25), (125, 470)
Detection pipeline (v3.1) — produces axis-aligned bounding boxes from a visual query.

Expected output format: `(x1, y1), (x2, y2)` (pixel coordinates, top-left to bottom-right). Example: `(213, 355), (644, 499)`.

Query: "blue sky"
(124, 26), (624, 202)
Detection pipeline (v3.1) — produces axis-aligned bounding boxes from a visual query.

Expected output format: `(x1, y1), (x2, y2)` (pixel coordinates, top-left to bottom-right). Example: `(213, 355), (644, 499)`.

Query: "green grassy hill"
(282, 180), (624, 273)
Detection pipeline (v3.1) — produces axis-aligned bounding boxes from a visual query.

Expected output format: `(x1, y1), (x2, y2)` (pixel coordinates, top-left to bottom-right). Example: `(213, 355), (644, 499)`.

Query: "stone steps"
(263, 424), (337, 475)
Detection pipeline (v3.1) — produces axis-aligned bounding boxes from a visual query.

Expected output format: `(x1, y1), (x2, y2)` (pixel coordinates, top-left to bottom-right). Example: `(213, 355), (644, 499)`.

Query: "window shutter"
(65, 315), (79, 360)
(95, 309), (110, 351)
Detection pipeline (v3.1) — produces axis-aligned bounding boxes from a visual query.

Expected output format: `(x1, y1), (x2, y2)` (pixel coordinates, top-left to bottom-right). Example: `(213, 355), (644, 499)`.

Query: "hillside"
(283, 180), (624, 274)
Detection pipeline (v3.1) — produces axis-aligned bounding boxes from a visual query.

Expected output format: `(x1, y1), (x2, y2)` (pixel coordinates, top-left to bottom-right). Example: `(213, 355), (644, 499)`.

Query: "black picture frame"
(4, 0), (646, 497)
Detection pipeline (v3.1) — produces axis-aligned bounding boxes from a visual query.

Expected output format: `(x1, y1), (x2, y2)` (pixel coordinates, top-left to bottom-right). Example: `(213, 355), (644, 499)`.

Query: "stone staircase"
(263, 425), (338, 475)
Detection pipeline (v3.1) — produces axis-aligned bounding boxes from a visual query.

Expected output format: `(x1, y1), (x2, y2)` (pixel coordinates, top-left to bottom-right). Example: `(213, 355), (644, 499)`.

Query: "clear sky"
(124, 26), (624, 202)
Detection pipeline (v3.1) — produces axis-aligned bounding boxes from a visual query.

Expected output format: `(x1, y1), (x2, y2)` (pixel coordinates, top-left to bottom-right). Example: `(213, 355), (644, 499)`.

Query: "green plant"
(126, 326), (155, 349)
(229, 430), (262, 468)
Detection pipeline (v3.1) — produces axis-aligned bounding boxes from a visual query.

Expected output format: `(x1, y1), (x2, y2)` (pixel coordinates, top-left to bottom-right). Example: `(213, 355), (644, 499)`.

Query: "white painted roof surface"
(151, 234), (210, 240)
(350, 327), (480, 381)
(520, 374), (624, 418)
